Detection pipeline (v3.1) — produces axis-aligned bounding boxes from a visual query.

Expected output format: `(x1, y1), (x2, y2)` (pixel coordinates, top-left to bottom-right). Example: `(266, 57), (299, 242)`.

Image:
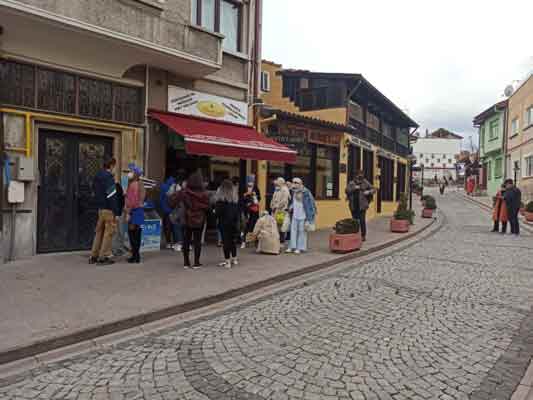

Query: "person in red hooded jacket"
(173, 171), (209, 269)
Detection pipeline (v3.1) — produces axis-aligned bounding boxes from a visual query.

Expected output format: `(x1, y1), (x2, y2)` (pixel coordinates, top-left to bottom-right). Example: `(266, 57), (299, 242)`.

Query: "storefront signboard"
(141, 219), (162, 252)
(348, 136), (372, 151)
(168, 86), (248, 125)
(308, 130), (342, 147)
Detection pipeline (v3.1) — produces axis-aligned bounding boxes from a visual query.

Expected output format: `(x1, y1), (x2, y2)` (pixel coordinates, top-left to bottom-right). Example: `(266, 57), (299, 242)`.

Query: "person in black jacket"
(504, 179), (522, 235)
(215, 179), (240, 268)
(89, 157), (120, 265)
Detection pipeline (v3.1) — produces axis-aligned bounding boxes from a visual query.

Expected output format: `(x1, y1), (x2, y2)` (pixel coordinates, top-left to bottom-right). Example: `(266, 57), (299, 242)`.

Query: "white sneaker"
(294, 250), (301, 255)
(231, 258), (239, 266)
(173, 244), (182, 252)
(166, 244), (174, 250)
(218, 261), (230, 268)
(240, 242), (246, 249)
(285, 248), (294, 253)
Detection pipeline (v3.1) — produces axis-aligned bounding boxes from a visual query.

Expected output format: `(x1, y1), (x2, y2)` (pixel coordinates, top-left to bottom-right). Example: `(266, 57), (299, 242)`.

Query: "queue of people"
(90, 160), (378, 268)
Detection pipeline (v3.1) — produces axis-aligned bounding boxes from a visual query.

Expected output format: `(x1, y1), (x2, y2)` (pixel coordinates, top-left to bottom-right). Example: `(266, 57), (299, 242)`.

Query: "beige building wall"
(506, 75), (533, 201)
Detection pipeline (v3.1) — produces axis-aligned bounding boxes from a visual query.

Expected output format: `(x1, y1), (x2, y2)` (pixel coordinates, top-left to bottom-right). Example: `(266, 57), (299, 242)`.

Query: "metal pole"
(9, 203), (15, 262)
(409, 159), (413, 211)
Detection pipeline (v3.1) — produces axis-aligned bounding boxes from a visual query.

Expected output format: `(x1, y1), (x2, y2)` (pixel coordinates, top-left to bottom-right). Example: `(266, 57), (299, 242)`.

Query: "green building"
(474, 100), (508, 197)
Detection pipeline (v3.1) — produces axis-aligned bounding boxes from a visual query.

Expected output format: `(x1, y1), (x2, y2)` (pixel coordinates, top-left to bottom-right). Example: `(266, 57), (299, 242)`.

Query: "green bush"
(334, 218), (360, 234)
(394, 193), (415, 224)
(424, 196), (437, 210)
(525, 201), (533, 213)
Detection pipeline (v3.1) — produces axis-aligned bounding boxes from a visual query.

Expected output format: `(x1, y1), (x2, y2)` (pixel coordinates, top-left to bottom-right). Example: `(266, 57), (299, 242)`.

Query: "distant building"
(473, 100), (508, 197)
(412, 129), (463, 182)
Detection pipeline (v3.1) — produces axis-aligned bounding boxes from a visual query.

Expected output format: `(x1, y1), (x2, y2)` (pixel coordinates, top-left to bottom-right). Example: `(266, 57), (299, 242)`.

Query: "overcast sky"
(262, 0), (533, 149)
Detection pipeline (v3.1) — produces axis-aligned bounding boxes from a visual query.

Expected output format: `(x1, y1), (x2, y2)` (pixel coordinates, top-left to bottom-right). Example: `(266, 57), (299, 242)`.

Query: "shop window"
(396, 162), (407, 201)
(293, 147), (314, 192)
(315, 145), (339, 200)
(192, 0), (242, 52)
(379, 157), (394, 202)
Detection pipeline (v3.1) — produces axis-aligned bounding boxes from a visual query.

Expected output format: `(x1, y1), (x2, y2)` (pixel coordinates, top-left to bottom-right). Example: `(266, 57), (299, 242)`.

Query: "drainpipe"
(502, 105), (509, 180)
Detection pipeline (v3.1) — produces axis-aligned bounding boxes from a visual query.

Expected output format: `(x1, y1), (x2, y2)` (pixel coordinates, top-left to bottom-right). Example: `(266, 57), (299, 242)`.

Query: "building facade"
(506, 75), (533, 202)
(0, 0), (262, 258)
(259, 61), (418, 229)
(473, 100), (508, 197)
(412, 129), (462, 183)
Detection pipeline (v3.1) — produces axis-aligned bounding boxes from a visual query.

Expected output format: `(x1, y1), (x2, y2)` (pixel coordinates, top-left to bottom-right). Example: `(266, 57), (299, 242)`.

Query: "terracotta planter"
(525, 211), (533, 222)
(520, 208), (526, 216)
(330, 232), (362, 253)
(390, 219), (410, 233)
(422, 208), (434, 218)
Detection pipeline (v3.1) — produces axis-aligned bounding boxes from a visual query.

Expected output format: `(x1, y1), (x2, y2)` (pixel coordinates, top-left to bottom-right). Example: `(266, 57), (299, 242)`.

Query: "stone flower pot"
(390, 219), (410, 233)
(525, 211), (533, 222)
(422, 208), (434, 218)
(329, 232), (362, 253)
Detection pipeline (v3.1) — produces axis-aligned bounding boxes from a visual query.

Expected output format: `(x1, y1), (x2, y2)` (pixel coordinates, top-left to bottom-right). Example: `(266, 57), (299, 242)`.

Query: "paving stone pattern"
(1, 192), (533, 399)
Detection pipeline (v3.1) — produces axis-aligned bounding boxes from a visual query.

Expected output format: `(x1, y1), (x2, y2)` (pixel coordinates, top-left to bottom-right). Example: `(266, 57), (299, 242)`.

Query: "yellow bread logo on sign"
(197, 101), (226, 118)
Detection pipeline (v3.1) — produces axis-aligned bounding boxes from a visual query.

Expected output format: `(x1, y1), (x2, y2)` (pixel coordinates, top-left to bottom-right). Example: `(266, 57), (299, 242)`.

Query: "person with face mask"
(503, 179), (522, 235)
(125, 164), (146, 263)
(270, 177), (291, 244)
(89, 157), (120, 265)
(346, 170), (375, 242)
(286, 178), (316, 254)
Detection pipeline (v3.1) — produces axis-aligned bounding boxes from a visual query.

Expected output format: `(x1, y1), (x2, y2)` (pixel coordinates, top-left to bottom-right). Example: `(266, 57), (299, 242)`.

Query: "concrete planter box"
(422, 208), (434, 218)
(524, 211), (533, 222)
(390, 219), (410, 233)
(329, 232), (362, 253)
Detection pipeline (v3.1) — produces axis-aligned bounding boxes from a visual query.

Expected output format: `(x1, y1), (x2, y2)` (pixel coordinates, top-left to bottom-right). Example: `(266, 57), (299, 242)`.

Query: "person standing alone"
(286, 178), (316, 254)
(215, 179), (241, 268)
(90, 157), (120, 265)
(504, 179), (522, 236)
(346, 170), (375, 242)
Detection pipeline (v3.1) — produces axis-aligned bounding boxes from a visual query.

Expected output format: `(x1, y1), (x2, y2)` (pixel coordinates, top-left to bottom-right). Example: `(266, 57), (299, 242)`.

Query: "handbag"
(304, 222), (316, 232)
(280, 213), (291, 233)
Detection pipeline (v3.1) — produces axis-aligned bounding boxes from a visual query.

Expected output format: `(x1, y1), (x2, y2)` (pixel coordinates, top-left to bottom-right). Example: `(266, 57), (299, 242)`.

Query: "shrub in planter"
(330, 218), (362, 253)
(525, 201), (533, 222)
(422, 196), (437, 218)
(391, 194), (414, 233)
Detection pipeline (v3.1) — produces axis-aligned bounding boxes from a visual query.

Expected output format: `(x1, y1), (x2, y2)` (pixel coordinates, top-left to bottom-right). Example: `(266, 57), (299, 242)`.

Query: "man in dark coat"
(503, 179), (522, 236)
(346, 170), (375, 242)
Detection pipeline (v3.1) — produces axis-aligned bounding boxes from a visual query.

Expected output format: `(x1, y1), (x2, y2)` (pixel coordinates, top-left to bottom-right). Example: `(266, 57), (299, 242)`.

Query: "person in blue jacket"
(286, 177), (316, 254)
(89, 157), (120, 265)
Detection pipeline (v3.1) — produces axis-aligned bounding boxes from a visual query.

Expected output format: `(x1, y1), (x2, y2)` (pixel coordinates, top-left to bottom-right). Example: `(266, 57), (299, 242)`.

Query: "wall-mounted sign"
(168, 86), (249, 125)
(266, 124), (307, 149)
(308, 130), (342, 147)
(348, 136), (372, 151)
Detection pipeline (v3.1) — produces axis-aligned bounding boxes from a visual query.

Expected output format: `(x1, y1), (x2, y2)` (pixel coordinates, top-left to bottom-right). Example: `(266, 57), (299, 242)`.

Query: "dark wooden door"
(38, 130), (113, 253)
(347, 145), (361, 183)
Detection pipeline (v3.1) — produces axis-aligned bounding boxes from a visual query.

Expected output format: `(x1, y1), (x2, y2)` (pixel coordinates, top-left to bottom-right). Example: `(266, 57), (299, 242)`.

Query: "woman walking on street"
(173, 172), (209, 268)
(270, 177), (291, 244)
(346, 170), (374, 242)
(492, 184), (508, 234)
(286, 178), (316, 254)
(215, 179), (241, 268)
(241, 181), (261, 248)
(125, 164), (145, 264)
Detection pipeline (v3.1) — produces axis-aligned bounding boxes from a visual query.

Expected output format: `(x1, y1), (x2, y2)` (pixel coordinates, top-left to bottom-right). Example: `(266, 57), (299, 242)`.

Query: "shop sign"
(308, 130), (342, 147)
(168, 86), (248, 125)
(348, 135), (372, 150)
(141, 219), (162, 252)
(266, 126), (307, 149)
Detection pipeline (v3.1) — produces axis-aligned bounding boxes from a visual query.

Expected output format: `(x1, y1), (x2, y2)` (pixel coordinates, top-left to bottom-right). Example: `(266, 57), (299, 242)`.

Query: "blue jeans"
(289, 219), (307, 251)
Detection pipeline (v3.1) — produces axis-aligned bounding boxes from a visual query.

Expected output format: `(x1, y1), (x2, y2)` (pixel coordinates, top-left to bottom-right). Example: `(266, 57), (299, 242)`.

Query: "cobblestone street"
(2, 192), (533, 400)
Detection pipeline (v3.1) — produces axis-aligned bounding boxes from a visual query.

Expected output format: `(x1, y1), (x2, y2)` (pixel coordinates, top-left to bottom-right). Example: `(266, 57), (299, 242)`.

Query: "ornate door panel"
(38, 131), (113, 253)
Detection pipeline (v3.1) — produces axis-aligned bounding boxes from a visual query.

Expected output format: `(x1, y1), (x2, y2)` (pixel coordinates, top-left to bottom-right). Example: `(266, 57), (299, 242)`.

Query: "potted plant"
(420, 194), (430, 207)
(391, 194), (415, 233)
(524, 201), (533, 222)
(330, 218), (362, 253)
(422, 196), (437, 218)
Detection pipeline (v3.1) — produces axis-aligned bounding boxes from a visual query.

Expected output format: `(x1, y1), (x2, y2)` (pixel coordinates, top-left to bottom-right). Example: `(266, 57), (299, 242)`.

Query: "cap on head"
(128, 163), (143, 176)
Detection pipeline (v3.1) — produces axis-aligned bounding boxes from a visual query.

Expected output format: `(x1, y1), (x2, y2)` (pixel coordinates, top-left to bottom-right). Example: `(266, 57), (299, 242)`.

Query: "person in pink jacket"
(125, 164), (145, 263)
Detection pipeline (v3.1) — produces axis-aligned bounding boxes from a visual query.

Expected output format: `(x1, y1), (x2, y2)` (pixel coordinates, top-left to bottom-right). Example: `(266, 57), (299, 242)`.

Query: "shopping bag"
(304, 222), (316, 232)
(281, 213), (291, 233)
(275, 211), (286, 226)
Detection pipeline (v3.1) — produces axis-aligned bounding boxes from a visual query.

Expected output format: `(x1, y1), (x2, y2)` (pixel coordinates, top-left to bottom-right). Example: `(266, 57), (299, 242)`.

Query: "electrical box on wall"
(8, 181), (25, 204)
(13, 156), (35, 181)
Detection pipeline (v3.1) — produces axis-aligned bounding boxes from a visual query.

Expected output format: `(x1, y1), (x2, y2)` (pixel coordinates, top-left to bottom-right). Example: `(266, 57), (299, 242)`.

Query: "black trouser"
(128, 225), (142, 261)
(493, 220), (507, 233)
(183, 226), (202, 265)
(351, 209), (367, 239)
(220, 225), (237, 260)
(162, 214), (174, 244)
(244, 211), (259, 238)
(509, 209), (520, 235)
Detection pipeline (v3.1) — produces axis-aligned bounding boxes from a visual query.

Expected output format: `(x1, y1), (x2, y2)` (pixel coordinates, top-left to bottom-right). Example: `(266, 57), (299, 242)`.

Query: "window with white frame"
(512, 118), (520, 136)
(526, 106), (533, 127)
(260, 71), (271, 92)
(489, 119), (499, 140)
(525, 155), (533, 177)
(192, 0), (242, 52)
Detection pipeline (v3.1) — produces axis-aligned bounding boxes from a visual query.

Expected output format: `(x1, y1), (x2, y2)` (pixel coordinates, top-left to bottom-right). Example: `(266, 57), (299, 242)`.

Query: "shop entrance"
(37, 130), (113, 253)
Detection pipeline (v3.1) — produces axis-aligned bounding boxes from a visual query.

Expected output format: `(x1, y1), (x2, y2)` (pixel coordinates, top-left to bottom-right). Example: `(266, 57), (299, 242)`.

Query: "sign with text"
(308, 130), (342, 147)
(168, 86), (248, 125)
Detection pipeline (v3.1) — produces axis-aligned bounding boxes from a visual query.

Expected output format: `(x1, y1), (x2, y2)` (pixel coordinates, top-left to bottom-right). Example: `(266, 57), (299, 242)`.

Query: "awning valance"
(149, 110), (296, 163)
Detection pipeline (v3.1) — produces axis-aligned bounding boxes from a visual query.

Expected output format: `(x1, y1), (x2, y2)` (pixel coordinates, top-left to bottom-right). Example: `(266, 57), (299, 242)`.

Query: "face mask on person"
(127, 172), (135, 179)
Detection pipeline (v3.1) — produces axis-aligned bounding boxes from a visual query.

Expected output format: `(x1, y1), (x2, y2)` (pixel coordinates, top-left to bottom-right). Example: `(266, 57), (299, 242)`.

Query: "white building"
(412, 129), (463, 182)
